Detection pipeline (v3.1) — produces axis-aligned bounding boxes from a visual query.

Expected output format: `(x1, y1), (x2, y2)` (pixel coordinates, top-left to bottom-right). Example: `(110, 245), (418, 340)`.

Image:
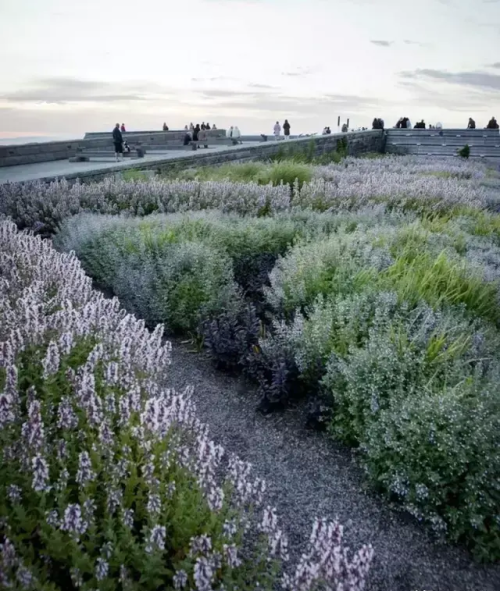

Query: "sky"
(0, 0), (499, 140)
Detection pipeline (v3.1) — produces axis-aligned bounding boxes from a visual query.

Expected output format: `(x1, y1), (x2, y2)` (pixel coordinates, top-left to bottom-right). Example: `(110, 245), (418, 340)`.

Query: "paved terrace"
(0, 142), (263, 185)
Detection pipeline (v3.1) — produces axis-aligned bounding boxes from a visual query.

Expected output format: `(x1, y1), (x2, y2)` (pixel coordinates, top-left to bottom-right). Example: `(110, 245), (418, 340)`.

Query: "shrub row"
(54, 205), (500, 560)
(0, 220), (373, 590)
(0, 157), (496, 236)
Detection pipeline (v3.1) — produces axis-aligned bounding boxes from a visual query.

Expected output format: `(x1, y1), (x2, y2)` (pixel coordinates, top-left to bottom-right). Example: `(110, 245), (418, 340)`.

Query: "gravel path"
(168, 338), (500, 591)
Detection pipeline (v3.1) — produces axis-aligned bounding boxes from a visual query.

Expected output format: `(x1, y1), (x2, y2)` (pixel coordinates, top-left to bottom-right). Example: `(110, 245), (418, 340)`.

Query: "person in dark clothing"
(193, 124), (200, 141)
(201, 122), (206, 130)
(112, 123), (123, 161)
(486, 117), (499, 129)
(163, 122), (169, 131)
(206, 123), (211, 130)
(467, 118), (476, 129)
(283, 119), (291, 139)
(183, 131), (192, 146)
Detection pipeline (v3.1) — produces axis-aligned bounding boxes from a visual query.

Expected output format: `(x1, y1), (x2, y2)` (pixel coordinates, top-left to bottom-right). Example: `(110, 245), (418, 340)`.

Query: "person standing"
(273, 121), (281, 140)
(467, 118), (476, 129)
(233, 126), (241, 144)
(113, 123), (124, 162)
(120, 123), (126, 133)
(283, 119), (291, 139)
(193, 124), (200, 141)
(163, 122), (169, 131)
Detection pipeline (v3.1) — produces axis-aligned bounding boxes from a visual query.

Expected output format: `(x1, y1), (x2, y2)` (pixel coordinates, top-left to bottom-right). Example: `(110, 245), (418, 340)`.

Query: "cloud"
(400, 68), (500, 91)
(370, 40), (393, 47)
(191, 76), (234, 82)
(404, 39), (427, 47)
(281, 66), (315, 77)
(248, 83), (277, 89)
(1, 77), (172, 104)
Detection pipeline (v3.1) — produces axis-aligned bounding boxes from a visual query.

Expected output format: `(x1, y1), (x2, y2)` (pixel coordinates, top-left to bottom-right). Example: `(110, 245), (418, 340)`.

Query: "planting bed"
(1, 155), (500, 589)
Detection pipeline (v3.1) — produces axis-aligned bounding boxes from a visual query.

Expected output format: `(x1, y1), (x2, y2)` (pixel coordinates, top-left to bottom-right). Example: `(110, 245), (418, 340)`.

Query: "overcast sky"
(0, 0), (499, 139)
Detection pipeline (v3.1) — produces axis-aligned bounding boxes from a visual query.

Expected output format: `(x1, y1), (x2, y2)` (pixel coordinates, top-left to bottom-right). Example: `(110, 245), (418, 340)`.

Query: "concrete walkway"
(0, 142), (262, 184)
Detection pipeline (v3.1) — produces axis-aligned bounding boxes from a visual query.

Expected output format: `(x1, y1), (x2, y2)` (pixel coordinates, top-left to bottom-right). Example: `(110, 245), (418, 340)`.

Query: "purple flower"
(46, 510), (59, 528)
(122, 508), (134, 529)
(7, 484), (22, 504)
(193, 557), (214, 591)
(76, 451), (95, 486)
(146, 492), (161, 516)
(42, 341), (60, 378)
(31, 454), (49, 492)
(95, 557), (109, 581)
(146, 525), (166, 553)
(60, 504), (88, 536)
(22, 399), (44, 452)
(189, 535), (212, 557)
(57, 396), (78, 430)
(173, 569), (188, 589)
(223, 544), (242, 568)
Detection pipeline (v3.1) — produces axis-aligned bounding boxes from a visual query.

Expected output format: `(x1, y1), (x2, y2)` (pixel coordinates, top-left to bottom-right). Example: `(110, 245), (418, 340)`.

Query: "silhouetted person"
(283, 119), (291, 139)
(467, 118), (476, 129)
(183, 131), (192, 145)
(163, 122), (169, 131)
(206, 122), (211, 130)
(486, 117), (499, 129)
(201, 122), (206, 130)
(112, 123), (123, 161)
(193, 124), (200, 141)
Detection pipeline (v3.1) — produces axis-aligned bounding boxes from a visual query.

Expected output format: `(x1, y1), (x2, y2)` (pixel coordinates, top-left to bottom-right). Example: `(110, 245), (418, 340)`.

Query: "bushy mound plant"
(0, 221), (374, 590)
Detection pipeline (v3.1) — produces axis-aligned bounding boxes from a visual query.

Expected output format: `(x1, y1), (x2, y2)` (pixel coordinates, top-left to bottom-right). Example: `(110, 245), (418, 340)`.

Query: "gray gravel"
(168, 338), (500, 591)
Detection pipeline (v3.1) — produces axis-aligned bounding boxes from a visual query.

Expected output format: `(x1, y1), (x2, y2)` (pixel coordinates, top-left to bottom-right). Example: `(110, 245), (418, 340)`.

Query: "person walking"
(273, 121), (281, 140)
(283, 119), (291, 139)
(112, 123), (124, 162)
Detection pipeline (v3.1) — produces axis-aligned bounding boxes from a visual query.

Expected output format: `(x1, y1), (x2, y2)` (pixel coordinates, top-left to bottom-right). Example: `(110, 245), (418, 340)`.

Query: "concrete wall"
(0, 130), (227, 168)
(36, 131), (384, 185)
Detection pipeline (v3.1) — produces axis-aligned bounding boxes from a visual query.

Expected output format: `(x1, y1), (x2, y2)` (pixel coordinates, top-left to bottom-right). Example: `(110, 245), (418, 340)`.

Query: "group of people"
(184, 122), (217, 131)
(322, 126), (332, 135)
(273, 120), (291, 140)
(372, 118), (385, 130)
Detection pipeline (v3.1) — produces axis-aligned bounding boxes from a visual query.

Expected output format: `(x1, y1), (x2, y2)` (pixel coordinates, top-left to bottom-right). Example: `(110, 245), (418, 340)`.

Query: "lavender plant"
(0, 220), (373, 590)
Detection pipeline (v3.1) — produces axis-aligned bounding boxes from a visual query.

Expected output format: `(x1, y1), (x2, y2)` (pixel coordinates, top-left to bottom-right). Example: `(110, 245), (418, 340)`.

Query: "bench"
(69, 149), (145, 162)
(187, 138), (238, 150)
